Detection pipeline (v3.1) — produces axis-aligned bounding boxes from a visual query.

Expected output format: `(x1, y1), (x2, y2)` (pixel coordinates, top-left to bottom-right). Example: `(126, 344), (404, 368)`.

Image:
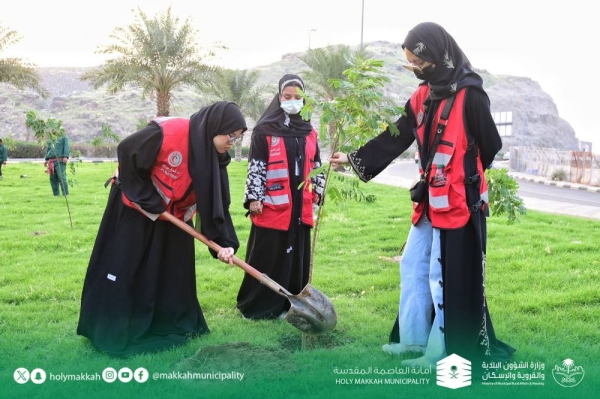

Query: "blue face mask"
(280, 100), (303, 115)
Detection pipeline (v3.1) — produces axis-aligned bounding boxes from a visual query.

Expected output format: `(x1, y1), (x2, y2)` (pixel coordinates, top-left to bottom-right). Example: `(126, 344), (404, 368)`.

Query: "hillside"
(0, 41), (579, 150)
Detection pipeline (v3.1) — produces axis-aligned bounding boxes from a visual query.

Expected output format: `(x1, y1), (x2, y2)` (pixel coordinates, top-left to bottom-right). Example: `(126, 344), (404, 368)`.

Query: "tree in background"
(0, 24), (48, 98)
(299, 45), (370, 146)
(205, 69), (272, 161)
(81, 7), (221, 117)
(91, 123), (121, 158)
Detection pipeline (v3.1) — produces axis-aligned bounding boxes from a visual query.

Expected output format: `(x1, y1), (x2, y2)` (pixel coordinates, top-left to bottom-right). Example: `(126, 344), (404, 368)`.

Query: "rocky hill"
(0, 41), (579, 150)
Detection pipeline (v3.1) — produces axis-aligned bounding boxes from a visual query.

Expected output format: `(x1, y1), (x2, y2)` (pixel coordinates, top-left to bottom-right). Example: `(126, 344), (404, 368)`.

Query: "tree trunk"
(234, 140), (243, 162)
(156, 91), (171, 117)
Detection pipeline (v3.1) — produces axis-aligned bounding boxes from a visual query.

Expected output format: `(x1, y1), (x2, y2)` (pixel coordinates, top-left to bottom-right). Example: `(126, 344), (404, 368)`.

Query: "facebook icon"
(134, 367), (149, 383)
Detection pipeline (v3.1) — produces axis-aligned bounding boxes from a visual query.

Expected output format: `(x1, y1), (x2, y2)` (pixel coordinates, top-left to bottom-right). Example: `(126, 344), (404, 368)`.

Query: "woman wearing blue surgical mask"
(237, 74), (325, 320)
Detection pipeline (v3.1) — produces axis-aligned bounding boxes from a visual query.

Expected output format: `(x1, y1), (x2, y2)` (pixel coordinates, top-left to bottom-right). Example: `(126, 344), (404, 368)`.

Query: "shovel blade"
(283, 284), (337, 335)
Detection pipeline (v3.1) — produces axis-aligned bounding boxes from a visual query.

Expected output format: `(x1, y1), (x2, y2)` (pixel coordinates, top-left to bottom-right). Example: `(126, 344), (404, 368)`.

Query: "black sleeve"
(348, 99), (417, 182)
(116, 123), (166, 214)
(208, 210), (240, 257)
(464, 88), (503, 169)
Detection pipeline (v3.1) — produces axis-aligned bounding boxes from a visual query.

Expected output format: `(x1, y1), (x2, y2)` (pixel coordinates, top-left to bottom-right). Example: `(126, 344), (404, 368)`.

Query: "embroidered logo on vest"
(168, 151), (183, 167)
(271, 137), (280, 146)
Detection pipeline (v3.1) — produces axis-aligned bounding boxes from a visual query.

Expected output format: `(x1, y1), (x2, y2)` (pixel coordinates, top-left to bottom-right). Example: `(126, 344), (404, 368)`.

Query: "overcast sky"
(2, 0), (597, 148)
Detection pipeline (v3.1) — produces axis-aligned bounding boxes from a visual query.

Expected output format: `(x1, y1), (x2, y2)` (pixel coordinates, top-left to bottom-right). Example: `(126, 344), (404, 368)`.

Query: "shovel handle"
(161, 212), (290, 296)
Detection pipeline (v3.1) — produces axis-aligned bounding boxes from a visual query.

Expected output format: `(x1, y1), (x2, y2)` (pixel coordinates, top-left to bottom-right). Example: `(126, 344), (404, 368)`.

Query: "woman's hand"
(329, 152), (349, 169)
(249, 200), (263, 214)
(217, 247), (235, 267)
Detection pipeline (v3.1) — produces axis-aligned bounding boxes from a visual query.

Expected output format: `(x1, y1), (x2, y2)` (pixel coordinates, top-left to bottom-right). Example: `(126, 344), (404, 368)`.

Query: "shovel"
(161, 212), (337, 335)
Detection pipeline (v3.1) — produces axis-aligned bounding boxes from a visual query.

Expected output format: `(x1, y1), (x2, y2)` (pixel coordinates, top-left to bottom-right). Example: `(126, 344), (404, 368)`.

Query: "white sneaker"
(382, 343), (426, 355)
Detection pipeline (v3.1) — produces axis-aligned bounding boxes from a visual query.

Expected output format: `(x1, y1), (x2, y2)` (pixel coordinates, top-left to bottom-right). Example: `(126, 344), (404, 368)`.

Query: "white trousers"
(398, 215), (446, 362)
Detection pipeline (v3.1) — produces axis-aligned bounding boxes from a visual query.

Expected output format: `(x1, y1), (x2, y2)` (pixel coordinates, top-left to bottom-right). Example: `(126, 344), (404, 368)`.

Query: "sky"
(2, 0), (598, 148)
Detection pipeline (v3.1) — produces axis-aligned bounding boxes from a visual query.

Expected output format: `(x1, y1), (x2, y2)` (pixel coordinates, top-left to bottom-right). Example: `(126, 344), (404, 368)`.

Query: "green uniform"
(0, 143), (7, 178)
(45, 136), (70, 196)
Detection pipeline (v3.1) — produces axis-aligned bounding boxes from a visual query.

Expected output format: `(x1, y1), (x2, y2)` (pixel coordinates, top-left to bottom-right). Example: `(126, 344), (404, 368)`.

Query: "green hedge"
(7, 140), (118, 158)
(8, 140), (247, 159)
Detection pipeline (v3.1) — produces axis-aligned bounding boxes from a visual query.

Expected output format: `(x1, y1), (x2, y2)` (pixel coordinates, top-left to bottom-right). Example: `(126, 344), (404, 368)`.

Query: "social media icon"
(134, 367), (149, 383)
(14, 368), (30, 384)
(118, 367), (133, 383)
(30, 368), (47, 384)
(102, 367), (117, 383)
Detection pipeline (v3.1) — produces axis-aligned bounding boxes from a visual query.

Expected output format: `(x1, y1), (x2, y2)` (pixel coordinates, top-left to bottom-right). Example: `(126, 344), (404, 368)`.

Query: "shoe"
(401, 356), (434, 368)
(382, 343), (426, 355)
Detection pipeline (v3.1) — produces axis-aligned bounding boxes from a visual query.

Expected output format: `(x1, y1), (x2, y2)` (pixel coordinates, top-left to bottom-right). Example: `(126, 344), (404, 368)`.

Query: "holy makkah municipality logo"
(552, 359), (585, 387)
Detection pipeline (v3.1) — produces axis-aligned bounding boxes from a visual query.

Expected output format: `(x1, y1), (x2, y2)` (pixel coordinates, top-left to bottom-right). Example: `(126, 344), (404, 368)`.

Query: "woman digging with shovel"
(77, 101), (246, 357)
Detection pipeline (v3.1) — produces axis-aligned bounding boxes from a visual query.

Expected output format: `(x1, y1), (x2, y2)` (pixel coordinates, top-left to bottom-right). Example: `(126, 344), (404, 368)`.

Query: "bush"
(485, 168), (527, 224)
(8, 140), (118, 158)
(550, 168), (567, 181)
(8, 141), (46, 158)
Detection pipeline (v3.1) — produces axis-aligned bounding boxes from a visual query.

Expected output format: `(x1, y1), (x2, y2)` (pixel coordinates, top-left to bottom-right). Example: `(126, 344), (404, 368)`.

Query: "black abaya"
(77, 183), (208, 357)
(77, 102), (245, 356)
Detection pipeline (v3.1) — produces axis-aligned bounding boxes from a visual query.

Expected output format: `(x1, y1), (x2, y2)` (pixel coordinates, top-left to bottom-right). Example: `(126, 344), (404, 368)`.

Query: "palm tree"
(299, 45), (353, 102)
(0, 25), (48, 98)
(81, 7), (220, 117)
(298, 45), (368, 150)
(206, 68), (272, 160)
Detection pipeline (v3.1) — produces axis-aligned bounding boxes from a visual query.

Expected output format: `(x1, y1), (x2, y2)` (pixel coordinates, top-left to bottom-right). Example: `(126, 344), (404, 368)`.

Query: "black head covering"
(188, 101), (247, 240)
(253, 74), (313, 137)
(402, 22), (484, 100)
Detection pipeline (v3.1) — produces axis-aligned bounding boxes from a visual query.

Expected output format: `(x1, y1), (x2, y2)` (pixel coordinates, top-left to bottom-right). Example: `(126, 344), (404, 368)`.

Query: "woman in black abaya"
(77, 101), (246, 357)
(237, 74), (325, 319)
(330, 23), (515, 368)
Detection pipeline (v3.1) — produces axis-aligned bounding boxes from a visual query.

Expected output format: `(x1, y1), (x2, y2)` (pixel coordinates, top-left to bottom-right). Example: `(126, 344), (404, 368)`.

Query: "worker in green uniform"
(0, 139), (7, 179)
(44, 135), (70, 196)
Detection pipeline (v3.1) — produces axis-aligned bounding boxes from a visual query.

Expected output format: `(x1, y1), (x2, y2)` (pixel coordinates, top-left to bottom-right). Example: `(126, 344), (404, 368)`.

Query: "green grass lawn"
(0, 162), (598, 399)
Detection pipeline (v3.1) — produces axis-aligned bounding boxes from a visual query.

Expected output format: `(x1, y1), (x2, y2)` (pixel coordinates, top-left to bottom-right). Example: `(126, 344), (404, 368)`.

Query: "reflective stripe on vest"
(432, 152), (452, 167)
(265, 194), (289, 206)
(429, 193), (449, 209)
(266, 169), (289, 180)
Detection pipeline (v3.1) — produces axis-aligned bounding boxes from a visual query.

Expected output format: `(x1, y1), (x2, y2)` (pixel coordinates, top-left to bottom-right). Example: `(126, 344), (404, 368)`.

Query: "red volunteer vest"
(251, 129), (318, 230)
(121, 117), (196, 222)
(411, 86), (489, 229)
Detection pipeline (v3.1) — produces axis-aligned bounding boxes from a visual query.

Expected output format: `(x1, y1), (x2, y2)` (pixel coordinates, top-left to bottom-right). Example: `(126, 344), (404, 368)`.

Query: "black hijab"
(188, 101), (247, 240)
(253, 74), (313, 137)
(402, 22), (484, 100)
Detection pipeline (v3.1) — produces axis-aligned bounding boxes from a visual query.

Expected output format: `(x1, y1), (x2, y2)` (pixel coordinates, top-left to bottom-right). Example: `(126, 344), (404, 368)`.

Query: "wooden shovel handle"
(161, 212), (289, 296)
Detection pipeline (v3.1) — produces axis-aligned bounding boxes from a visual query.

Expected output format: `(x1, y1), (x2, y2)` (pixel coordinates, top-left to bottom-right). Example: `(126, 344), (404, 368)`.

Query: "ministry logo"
(436, 354), (472, 389)
(437, 353), (471, 389)
(552, 359), (585, 387)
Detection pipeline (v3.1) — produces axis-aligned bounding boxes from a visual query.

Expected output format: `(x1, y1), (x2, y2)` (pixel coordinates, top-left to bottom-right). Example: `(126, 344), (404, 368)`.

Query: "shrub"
(550, 168), (567, 181)
(8, 140), (118, 158)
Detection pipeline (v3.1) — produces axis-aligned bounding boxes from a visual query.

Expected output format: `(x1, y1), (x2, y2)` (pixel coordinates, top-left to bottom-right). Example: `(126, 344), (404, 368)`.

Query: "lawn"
(0, 161), (598, 399)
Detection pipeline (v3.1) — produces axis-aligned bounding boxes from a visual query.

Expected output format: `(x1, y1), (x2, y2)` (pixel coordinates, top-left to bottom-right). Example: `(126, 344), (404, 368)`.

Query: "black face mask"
(414, 64), (435, 81)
